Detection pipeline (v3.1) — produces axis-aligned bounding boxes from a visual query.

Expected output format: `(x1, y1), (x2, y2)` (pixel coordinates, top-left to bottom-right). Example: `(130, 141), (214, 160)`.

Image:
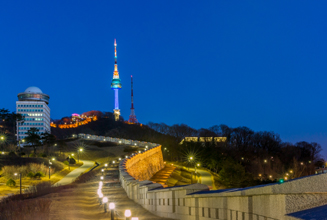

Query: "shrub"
(34, 171), (45, 178)
(69, 157), (76, 164)
(6, 179), (16, 187)
(27, 172), (35, 178)
(29, 153), (36, 157)
(8, 151), (17, 157)
(20, 152), (26, 156)
(63, 161), (69, 165)
(38, 153), (47, 158)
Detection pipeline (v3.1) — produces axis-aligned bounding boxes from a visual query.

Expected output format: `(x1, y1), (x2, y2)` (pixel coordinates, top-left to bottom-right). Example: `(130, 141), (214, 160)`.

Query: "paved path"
(54, 160), (95, 186)
(174, 165), (214, 188)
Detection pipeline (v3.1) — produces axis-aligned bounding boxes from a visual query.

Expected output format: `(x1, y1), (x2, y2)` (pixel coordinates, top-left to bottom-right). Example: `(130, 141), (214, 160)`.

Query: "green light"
(279, 179), (284, 183)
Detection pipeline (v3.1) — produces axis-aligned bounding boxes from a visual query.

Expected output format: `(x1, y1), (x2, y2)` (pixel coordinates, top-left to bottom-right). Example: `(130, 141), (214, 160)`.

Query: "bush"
(20, 152), (26, 156)
(8, 152), (17, 157)
(38, 153), (47, 158)
(29, 153), (37, 157)
(6, 179), (16, 187)
(27, 171), (35, 178)
(63, 161), (69, 165)
(34, 171), (45, 178)
(69, 157), (76, 164)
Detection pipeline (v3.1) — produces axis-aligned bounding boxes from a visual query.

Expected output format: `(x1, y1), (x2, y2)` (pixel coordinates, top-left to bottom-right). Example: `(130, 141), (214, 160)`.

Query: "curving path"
(54, 160), (95, 186)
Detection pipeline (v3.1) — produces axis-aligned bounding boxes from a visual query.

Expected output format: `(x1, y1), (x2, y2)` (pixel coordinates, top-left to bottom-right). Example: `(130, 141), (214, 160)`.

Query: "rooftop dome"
(24, 86), (43, 94)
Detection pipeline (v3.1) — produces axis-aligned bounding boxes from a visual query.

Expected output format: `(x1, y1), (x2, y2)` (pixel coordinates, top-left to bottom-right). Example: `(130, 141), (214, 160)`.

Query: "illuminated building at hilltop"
(111, 39), (122, 121)
(128, 75), (138, 124)
(16, 86), (51, 142)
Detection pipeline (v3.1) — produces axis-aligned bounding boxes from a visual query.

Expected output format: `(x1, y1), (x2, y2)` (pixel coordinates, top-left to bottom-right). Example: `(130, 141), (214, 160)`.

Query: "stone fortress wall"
(79, 134), (327, 220)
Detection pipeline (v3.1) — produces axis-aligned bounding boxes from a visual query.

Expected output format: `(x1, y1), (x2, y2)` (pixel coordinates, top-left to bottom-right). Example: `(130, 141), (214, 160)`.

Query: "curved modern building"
(16, 86), (51, 142)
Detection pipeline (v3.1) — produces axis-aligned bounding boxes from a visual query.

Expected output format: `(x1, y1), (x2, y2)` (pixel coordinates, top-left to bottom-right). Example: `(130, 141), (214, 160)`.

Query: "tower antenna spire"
(128, 75), (138, 124)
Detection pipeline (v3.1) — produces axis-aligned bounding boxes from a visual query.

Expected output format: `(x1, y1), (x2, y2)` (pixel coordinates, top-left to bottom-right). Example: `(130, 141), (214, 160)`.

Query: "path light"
(99, 181), (103, 188)
(72, 153), (74, 156)
(290, 170), (293, 173)
(112, 161), (115, 164)
(284, 177), (288, 180)
(99, 193), (103, 205)
(14, 173), (22, 194)
(102, 197), (108, 212)
(105, 163), (108, 167)
(1, 152), (4, 155)
(269, 175), (272, 178)
(131, 218), (139, 220)
(145, 145), (148, 148)
(52, 158), (55, 161)
(97, 188), (102, 195)
(264, 159), (267, 163)
(119, 158), (121, 161)
(138, 151), (141, 153)
(197, 163), (200, 167)
(109, 203), (115, 220)
(101, 169), (104, 175)
(100, 176), (104, 180)
(125, 209), (132, 220)
(125, 156), (128, 158)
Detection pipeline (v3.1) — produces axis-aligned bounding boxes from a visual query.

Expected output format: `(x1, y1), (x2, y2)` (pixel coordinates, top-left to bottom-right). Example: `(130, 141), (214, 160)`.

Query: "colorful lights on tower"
(128, 75), (138, 124)
(111, 39), (122, 121)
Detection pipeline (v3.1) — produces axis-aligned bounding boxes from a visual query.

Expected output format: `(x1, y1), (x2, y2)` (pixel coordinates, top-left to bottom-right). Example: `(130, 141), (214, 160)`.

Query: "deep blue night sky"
(1, 1), (327, 156)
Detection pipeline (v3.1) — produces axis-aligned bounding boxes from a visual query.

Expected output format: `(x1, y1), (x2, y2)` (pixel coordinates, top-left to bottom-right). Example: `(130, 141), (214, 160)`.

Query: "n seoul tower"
(111, 39), (122, 121)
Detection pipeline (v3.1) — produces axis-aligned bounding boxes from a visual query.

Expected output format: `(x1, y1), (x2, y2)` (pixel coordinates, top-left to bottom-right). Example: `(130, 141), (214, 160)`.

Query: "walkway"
(48, 169), (173, 220)
(54, 160), (95, 186)
(174, 165), (214, 189)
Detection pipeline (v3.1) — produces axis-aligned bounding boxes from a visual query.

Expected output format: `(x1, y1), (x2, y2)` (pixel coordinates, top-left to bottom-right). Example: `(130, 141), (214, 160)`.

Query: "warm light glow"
(101, 169), (104, 172)
(301, 162), (304, 165)
(145, 145), (148, 148)
(197, 163), (200, 167)
(100, 176), (104, 180)
(97, 189), (102, 195)
(138, 151), (141, 153)
(109, 202), (115, 210)
(131, 218), (139, 220)
(125, 156), (128, 158)
(290, 170), (293, 173)
(79, 149), (83, 152)
(105, 163), (108, 167)
(72, 153), (74, 156)
(102, 197), (108, 203)
(286, 173), (289, 176)
(52, 158), (55, 161)
(99, 181), (103, 187)
(112, 161), (115, 164)
(284, 177), (288, 180)
(259, 174), (262, 177)
(14, 173), (17, 176)
(190, 157), (193, 160)
(269, 175), (272, 178)
(124, 210), (132, 217)
(1, 152), (4, 154)
(99, 193), (103, 198)
(264, 159), (267, 163)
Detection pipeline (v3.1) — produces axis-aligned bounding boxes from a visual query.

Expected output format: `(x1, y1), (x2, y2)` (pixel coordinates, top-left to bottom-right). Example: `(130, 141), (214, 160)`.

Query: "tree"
(25, 128), (41, 154)
(218, 159), (253, 188)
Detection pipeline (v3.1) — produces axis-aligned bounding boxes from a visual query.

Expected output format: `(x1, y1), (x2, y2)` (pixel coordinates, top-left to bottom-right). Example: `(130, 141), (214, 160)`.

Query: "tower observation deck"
(111, 39), (122, 121)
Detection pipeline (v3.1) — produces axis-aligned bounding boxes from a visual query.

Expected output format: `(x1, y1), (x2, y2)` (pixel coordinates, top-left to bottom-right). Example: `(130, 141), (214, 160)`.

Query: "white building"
(16, 86), (51, 142)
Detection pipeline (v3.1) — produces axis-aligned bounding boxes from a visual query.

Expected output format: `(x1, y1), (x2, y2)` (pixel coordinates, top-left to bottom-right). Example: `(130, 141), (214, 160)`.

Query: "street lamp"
(78, 148), (83, 163)
(125, 209), (132, 220)
(99, 193), (103, 205)
(109, 203), (115, 220)
(119, 158), (121, 161)
(100, 176), (104, 180)
(101, 169), (104, 175)
(131, 218), (139, 220)
(102, 197), (108, 212)
(112, 161), (115, 164)
(14, 173), (22, 194)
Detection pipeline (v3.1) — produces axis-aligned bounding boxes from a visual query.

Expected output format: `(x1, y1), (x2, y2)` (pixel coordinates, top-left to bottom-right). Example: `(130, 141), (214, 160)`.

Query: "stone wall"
(119, 140), (327, 220)
(125, 145), (164, 181)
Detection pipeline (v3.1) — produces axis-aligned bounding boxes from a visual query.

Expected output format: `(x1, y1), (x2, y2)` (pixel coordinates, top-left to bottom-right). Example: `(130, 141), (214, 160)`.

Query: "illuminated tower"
(128, 75), (138, 124)
(111, 39), (122, 121)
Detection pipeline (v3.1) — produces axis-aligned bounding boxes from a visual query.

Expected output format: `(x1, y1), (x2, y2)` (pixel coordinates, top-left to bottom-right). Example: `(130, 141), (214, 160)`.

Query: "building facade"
(16, 86), (50, 142)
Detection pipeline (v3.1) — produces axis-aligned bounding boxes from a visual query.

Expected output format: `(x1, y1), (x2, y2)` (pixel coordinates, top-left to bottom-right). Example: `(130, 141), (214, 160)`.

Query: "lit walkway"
(54, 160), (95, 186)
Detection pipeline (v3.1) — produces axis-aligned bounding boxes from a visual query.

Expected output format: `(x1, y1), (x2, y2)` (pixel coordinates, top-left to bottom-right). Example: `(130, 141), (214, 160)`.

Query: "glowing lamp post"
(109, 203), (115, 220)
(119, 158), (121, 161)
(101, 169), (104, 175)
(124, 209), (132, 220)
(99, 193), (103, 205)
(112, 161), (116, 165)
(14, 173), (22, 194)
(105, 163), (108, 170)
(100, 176), (104, 180)
(131, 218), (139, 220)
(102, 197), (108, 212)
(78, 148), (83, 163)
